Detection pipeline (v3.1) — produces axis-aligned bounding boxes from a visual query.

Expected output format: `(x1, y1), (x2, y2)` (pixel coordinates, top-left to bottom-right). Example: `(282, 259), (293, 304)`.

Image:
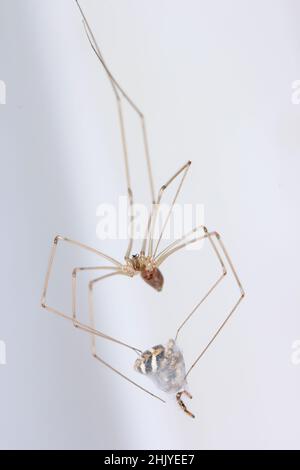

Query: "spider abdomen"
(129, 255), (164, 291)
(141, 268), (164, 292)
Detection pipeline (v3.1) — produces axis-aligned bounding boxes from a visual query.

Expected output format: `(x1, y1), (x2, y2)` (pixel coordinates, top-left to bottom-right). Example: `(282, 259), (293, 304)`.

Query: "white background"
(0, 0), (300, 450)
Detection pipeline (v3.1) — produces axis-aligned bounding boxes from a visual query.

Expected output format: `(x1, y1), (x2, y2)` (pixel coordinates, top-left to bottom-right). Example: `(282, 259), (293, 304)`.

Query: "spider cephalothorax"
(130, 254), (164, 292)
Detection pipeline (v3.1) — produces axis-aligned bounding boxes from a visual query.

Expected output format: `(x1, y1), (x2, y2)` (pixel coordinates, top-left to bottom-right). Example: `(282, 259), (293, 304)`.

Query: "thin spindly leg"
(155, 225), (222, 266)
(75, 0), (156, 260)
(142, 161), (191, 257)
(175, 228), (227, 341)
(83, 19), (134, 259)
(151, 226), (227, 341)
(93, 354), (165, 404)
(72, 266), (119, 323)
(154, 225), (227, 341)
(155, 230), (245, 378)
(156, 230), (221, 266)
(185, 232), (245, 379)
(71, 266), (141, 353)
(41, 234), (122, 326)
(42, 237), (164, 404)
(87, 273), (165, 404)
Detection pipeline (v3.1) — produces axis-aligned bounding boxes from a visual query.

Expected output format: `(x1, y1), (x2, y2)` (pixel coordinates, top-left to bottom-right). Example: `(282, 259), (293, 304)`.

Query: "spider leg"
(152, 161), (191, 259)
(161, 226), (227, 341)
(72, 266), (118, 324)
(153, 226), (226, 341)
(79, 10), (154, 198)
(155, 224), (207, 261)
(87, 272), (165, 404)
(42, 237), (164, 403)
(185, 232), (245, 379)
(71, 267), (142, 353)
(83, 17), (134, 259)
(93, 354), (165, 404)
(41, 234), (121, 325)
(155, 230), (245, 378)
(142, 161), (191, 257)
(75, 0), (156, 260)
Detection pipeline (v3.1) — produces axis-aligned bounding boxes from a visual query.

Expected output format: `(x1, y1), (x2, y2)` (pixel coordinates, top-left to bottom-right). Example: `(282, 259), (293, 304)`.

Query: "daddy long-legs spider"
(41, 0), (245, 418)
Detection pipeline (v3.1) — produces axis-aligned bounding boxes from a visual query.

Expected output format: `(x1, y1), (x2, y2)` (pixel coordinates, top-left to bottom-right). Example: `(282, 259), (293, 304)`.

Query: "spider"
(41, 0), (245, 418)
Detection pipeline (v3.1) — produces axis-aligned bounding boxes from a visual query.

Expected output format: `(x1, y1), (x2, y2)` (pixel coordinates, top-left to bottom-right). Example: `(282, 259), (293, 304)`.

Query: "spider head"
(141, 267), (164, 292)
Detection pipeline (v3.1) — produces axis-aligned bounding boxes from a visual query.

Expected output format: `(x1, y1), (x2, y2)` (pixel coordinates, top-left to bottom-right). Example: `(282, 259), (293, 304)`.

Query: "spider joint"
(88, 281), (94, 291)
(54, 236), (59, 245)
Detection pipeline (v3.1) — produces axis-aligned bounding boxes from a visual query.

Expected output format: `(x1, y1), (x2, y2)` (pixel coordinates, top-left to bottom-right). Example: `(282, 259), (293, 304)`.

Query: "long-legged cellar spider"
(41, 0), (245, 418)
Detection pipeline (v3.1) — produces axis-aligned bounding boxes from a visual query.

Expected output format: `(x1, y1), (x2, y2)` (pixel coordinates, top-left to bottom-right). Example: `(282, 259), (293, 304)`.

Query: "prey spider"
(41, 0), (245, 418)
